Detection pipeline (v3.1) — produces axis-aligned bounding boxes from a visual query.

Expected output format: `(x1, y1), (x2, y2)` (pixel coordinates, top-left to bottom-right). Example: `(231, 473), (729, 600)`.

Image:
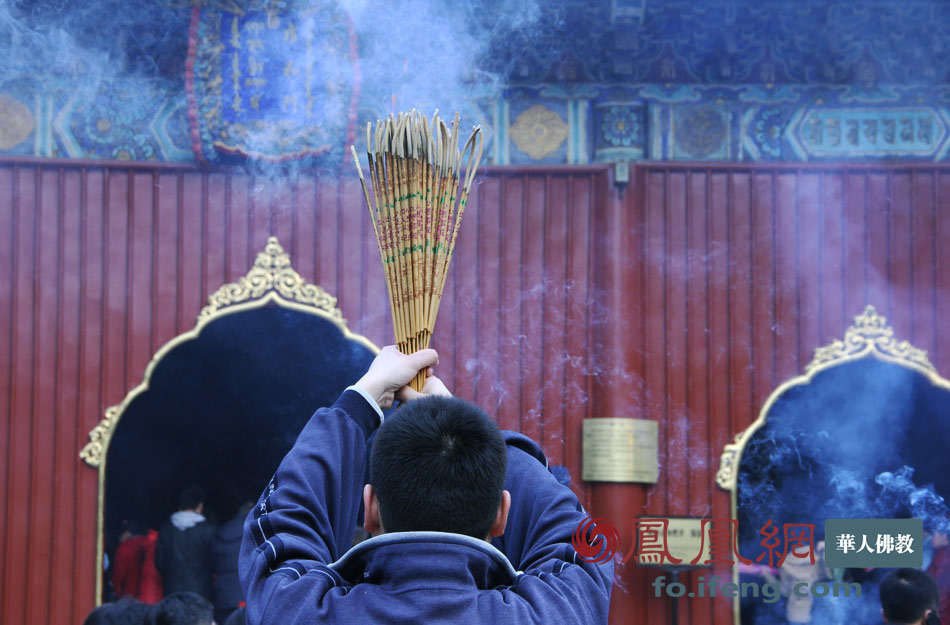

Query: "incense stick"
(352, 111), (483, 390)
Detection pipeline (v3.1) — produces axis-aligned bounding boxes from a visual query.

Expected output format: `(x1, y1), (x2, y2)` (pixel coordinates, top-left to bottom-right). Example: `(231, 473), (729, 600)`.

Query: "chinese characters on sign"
(824, 518), (923, 568)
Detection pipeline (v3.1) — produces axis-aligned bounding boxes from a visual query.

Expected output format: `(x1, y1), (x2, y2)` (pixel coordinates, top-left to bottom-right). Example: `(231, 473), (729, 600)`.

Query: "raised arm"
(492, 432), (614, 620)
(239, 347), (437, 624)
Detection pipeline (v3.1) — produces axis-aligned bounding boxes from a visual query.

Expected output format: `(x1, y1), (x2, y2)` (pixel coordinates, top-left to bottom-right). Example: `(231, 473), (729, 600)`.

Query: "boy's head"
(366, 396), (509, 540)
(147, 592), (214, 625)
(83, 598), (150, 625)
(880, 568), (939, 624)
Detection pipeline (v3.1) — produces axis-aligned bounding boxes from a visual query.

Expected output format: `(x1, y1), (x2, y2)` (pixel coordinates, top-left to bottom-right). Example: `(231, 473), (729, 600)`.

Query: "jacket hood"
(329, 531), (522, 590)
(170, 510), (206, 530)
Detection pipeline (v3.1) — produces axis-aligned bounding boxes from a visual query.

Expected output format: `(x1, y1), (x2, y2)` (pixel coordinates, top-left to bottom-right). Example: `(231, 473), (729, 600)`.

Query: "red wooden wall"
(0, 158), (610, 625)
(595, 163), (950, 625)
(1, 157), (948, 625)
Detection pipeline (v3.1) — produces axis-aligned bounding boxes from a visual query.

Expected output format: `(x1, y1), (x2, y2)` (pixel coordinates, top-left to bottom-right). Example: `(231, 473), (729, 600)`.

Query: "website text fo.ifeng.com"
(652, 575), (862, 603)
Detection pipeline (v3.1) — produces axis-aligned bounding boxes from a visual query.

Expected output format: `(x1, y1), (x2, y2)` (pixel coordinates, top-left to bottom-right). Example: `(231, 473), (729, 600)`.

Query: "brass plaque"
(582, 418), (658, 483)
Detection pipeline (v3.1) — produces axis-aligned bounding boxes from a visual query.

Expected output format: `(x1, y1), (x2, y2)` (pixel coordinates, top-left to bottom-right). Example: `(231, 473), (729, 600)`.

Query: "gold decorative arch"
(716, 305), (950, 625)
(80, 236), (379, 603)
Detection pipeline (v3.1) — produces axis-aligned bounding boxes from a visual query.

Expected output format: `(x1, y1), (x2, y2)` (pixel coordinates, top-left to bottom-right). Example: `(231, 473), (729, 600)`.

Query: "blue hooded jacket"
(240, 389), (613, 624)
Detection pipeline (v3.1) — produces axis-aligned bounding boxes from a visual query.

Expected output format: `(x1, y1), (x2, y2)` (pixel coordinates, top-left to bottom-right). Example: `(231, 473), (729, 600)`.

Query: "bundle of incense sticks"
(351, 111), (483, 391)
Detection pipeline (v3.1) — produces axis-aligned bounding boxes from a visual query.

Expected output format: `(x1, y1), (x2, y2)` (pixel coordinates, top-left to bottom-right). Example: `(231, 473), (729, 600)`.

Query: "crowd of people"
(95, 485), (252, 625)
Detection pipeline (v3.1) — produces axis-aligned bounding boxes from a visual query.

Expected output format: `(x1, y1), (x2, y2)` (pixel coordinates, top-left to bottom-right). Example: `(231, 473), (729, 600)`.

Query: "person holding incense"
(239, 346), (613, 624)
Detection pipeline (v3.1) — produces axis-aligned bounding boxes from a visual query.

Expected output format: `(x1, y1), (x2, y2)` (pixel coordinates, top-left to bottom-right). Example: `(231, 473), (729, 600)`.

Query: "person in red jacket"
(113, 521), (163, 603)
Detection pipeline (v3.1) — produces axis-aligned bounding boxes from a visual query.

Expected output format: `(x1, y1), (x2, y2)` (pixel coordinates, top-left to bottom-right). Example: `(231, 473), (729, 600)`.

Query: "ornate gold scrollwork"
(715, 432), (744, 491)
(198, 236), (343, 323)
(806, 305), (934, 374)
(78, 406), (119, 468)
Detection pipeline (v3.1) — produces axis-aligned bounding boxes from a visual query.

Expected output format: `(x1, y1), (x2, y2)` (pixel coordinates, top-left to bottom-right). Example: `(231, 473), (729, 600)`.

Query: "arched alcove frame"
(716, 305), (950, 625)
(79, 236), (379, 603)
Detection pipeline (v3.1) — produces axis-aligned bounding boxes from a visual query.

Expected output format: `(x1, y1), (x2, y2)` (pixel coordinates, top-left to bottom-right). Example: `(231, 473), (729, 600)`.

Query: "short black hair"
(880, 568), (939, 624)
(147, 592), (213, 625)
(370, 396), (507, 539)
(178, 485), (206, 511)
(83, 598), (150, 625)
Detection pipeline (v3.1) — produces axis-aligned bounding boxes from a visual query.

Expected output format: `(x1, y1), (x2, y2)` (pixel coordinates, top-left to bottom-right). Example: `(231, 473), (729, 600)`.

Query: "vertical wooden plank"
(155, 172), (180, 349)
(642, 167), (667, 503)
(642, 168), (668, 625)
(597, 165), (648, 625)
(686, 170), (710, 515)
(179, 172), (204, 326)
(706, 170), (733, 625)
(936, 172), (950, 371)
(336, 178), (364, 335)
(728, 171), (753, 435)
(227, 173), (250, 284)
(293, 176), (316, 288)
(519, 175), (545, 445)
(475, 176), (502, 419)
(750, 171), (776, 410)
(104, 169), (130, 399)
(819, 172), (845, 342)
(0, 164), (14, 619)
(52, 168), (82, 625)
(684, 170), (710, 625)
(128, 171), (154, 382)
(205, 172), (227, 300)
(866, 172), (890, 313)
(564, 174), (593, 483)
(497, 175), (524, 432)
(843, 172), (869, 316)
(773, 173), (799, 380)
(272, 179), (294, 258)
(665, 171), (688, 517)
(797, 172), (821, 365)
(6, 166), (36, 625)
(541, 175), (568, 463)
(25, 168), (58, 625)
(888, 172), (913, 339)
(316, 178), (340, 297)
(911, 171), (936, 353)
(78, 167), (104, 609)
(447, 173), (481, 401)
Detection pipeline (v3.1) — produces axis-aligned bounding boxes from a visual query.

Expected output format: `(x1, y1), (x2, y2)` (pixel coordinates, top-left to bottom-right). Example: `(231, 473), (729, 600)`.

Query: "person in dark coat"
(212, 502), (254, 624)
(240, 346), (613, 625)
(155, 485), (217, 602)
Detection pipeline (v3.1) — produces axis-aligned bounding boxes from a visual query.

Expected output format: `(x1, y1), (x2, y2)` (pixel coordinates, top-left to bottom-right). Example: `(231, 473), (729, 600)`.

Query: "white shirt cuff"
(346, 385), (384, 423)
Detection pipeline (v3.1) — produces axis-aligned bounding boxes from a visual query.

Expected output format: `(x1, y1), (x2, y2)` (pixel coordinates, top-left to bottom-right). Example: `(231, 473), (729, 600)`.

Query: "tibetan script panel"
(790, 107), (950, 159)
(187, 2), (359, 163)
